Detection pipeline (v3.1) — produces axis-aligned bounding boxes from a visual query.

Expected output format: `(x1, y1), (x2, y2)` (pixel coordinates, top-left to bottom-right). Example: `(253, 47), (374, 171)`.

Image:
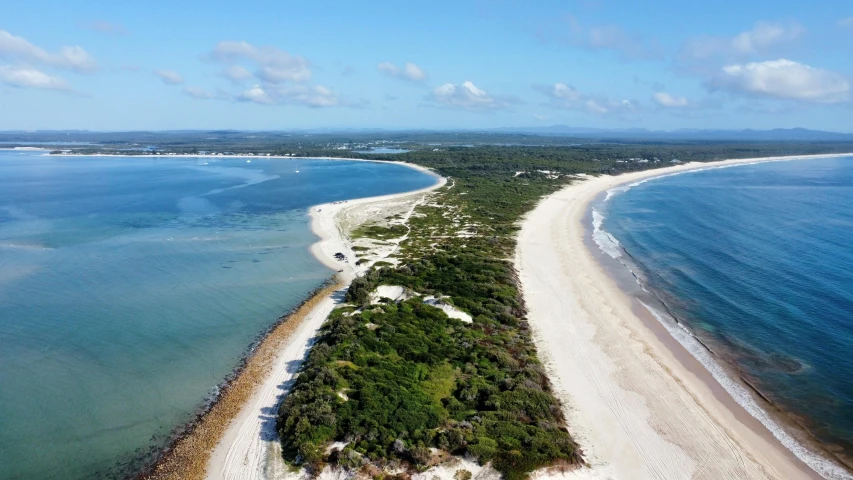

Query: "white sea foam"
(604, 185), (631, 201)
(639, 303), (852, 480)
(599, 158), (853, 478)
(605, 175), (679, 201)
(591, 209), (623, 259)
(603, 158), (812, 202)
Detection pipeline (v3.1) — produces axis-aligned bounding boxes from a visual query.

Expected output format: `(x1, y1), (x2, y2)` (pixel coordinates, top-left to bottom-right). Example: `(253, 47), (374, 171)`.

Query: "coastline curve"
(134, 158), (445, 480)
(516, 153), (852, 480)
(203, 161), (445, 480)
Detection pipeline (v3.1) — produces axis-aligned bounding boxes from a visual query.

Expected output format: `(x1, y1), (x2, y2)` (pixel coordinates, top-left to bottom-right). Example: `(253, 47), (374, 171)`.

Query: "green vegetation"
(276, 148), (598, 479)
(455, 470), (473, 480)
(24, 128), (853, 164)
(279, 277), (579, 480)
(351, 223), (409, 240)
(276, 139), (853, 479)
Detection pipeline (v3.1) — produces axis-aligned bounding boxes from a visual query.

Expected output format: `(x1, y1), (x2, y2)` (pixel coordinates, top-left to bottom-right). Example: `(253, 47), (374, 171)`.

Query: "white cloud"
(377, 61), (427, 82)
(840, 17), (853, 31)
(712, 59), (850, 103)
(0, 65), (71, 90)
(236, 85), (272, 104)
(0, 29), (97, 73)
(236, 84), (340, 107)
(731, 22), (803, 55)
(221, 65), (252, 83)
(652, 92), (691, 108)
(196, 41), (344, 107)
(256, 65), (311, 84)
(537, 82), (638, 115)
(154, 69), (184, 85)
(207, 41), (311, 83)
(680, 22), (804, 62)
(429, 81), (513, 110)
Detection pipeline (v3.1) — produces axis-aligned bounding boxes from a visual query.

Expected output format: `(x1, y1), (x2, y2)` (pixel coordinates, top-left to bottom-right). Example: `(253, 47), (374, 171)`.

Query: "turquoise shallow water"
(0, 151), (436, 480)
(597, 157), (853, 474)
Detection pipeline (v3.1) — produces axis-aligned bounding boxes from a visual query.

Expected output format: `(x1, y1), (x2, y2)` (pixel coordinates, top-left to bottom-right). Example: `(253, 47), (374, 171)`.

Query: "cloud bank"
(377, 61), (427, 82)
(429, 81), (514, 110)
(0, 65), (71, 90)
(537, 82), (638, 115)
(652, 92), (691, 108)
(154, 69), (184, 85)
(208, 41), (311, 83)
(235, 84), (340, 107)
(712, 59), (850, 103)
(0, 29), (97, 92)
(679, 22), (804, 65)
(199, 40), (341, 107)
(0, 29), (97, 73)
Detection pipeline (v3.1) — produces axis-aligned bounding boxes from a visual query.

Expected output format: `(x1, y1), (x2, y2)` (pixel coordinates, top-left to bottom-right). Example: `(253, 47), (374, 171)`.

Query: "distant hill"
(489, 126), (853, 141)
(2, 127), (852, 144)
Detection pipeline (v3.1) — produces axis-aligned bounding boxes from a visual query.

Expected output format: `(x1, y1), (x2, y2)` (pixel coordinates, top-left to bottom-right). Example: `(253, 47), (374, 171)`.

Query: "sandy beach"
(517, 153), (853, 480)
(203, 164), (446, 480)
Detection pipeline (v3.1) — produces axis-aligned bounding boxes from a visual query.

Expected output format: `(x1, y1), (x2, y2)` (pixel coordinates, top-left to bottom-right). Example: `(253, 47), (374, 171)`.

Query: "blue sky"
(2, 0), (853, 131)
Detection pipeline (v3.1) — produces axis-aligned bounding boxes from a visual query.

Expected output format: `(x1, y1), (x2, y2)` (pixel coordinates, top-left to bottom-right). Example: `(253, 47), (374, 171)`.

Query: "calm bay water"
(598, 157), (853, 475)
(0, 151), (436, 480)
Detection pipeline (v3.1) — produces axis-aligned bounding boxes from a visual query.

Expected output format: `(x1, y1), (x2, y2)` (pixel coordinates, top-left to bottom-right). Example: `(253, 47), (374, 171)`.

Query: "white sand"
(371, 285), (411, 303)
(370, 286), (473, 322)
(411, 458), (500, 480)
(423, 296), (473, 323)
(516, 153), (852, 480)
(310, 164), (445, 277)
(205, 164), (445, 480)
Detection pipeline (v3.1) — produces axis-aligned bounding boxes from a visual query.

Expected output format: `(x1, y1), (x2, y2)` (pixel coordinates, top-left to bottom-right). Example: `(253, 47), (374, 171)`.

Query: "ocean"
(594, 156), (853, 478)
(0, 150), (436, 480)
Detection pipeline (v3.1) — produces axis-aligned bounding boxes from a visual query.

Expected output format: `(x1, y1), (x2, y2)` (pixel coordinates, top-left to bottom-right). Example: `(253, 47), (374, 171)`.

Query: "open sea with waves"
(594, 156), (853, 478)
(0, 150), (436, 480)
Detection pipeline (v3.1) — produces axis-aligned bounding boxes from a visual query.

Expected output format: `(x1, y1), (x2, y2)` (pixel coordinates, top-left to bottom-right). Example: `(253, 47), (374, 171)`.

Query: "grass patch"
(352, 224), (408, 240)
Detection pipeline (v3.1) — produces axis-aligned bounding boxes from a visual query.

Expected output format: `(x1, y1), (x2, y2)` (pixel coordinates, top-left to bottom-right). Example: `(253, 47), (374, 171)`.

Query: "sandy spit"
(202, 165), (446, 480)
(516, 153), (853, 480)
(134, 158), (444, 480)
